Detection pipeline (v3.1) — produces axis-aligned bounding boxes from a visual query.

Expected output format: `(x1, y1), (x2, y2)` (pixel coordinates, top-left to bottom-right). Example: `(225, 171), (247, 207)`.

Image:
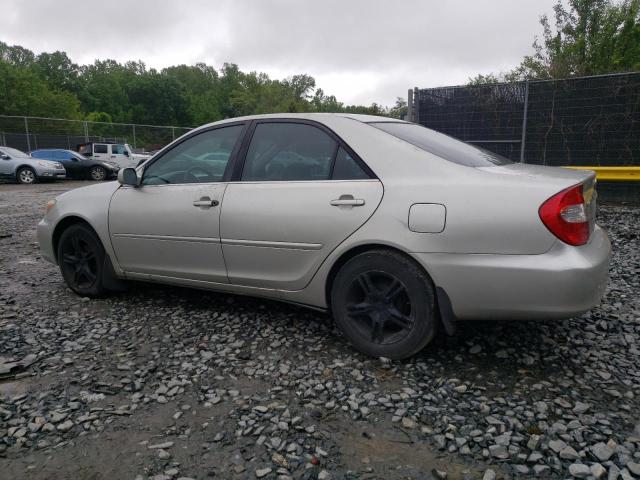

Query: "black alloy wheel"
(345, 271), (414, 345)
(57, 224), (106, 297)
(331, 250), (437, 359)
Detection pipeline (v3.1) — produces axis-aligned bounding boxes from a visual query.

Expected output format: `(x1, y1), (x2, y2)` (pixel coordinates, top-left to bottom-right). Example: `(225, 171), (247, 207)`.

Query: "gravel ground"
(0, 181), (639, 480)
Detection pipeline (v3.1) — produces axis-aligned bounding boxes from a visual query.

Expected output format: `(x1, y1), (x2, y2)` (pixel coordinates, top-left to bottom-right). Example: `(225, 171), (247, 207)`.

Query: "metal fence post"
(132, 124), (136, 149)
(519, 80), (529, 163)
(407, 89), (413, 122)
(83, 121), (89, 142)
(24, 116), (31, 152)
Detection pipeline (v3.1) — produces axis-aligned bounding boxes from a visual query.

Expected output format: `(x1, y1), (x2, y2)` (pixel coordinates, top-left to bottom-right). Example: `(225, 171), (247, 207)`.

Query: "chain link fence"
(411, 72), (640, 167)
(0, 115), (193, 154)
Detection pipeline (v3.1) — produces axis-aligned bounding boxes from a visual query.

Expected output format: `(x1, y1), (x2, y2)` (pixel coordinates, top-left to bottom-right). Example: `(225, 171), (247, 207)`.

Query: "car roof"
(32, 148), (73, 152)
(201, 112), (407, 129)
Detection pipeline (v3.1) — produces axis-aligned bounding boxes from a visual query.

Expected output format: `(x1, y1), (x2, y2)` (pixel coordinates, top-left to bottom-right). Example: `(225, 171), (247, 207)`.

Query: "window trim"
(138, 121), (249, 186)
(230, 118), (377, 182)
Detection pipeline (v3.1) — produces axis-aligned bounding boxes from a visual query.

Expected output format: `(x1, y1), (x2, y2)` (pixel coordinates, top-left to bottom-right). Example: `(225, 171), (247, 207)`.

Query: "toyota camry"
(37, 113), (610, 359)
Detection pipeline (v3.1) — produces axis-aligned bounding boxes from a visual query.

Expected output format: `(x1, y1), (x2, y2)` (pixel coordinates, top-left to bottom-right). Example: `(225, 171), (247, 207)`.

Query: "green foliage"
(470, 0), (640, 84)
(85, 111), (112, 123)
(0, 41), (391, 125)
(388, 97), (408, 119)
(0, 59), (81, 118)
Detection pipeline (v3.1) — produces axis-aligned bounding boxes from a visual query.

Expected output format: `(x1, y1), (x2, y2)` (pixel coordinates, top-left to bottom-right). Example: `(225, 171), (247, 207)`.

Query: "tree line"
(0, 41), (407, 127)
(469, 0), (640, 84)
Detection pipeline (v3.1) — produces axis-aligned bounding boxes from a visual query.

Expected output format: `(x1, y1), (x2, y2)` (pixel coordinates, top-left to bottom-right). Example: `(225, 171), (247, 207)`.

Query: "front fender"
(37, 182), (122, 274)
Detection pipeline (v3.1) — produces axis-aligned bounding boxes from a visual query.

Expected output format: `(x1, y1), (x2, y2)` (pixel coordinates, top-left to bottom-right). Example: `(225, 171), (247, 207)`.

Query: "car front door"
(57, 151), (78, 178)
(111, 144), (135, 168)
(0, 149), (16, 177)
(108, 123), (246, 284)
(220, 121), (383, 291)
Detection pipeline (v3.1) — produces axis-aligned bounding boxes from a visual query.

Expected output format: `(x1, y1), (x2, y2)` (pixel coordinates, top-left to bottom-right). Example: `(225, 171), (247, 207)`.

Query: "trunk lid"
(477, 163), (595, 186)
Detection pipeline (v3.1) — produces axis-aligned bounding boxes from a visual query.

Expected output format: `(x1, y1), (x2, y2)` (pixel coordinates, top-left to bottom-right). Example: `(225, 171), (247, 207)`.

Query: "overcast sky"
(1, 0), (557, 106)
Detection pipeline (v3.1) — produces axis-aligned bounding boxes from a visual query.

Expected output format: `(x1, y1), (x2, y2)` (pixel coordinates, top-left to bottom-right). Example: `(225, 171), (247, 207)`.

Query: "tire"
(89, 166), (107, 181)
(331, 250), (437, 360)
(57, 224), (106, 297)
(16, 167), (37, 184)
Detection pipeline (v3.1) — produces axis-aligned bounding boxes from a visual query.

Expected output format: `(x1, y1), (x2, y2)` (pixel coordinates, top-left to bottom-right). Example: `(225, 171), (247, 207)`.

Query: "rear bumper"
(412, 226), (610, 320)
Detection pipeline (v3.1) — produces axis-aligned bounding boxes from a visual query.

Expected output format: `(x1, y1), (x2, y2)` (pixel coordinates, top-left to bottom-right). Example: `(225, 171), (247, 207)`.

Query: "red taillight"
(539, 183), (590, 246)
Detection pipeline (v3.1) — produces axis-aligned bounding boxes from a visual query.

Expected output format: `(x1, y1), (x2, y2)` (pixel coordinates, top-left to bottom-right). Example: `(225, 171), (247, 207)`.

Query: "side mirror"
(124, 150), (130, 156)
(118, 167), (140, 186)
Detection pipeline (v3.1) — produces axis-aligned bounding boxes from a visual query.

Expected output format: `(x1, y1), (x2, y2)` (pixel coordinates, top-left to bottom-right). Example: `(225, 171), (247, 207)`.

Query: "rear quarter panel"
(283, 117), (592, 308)
(317, 116), (568, 255)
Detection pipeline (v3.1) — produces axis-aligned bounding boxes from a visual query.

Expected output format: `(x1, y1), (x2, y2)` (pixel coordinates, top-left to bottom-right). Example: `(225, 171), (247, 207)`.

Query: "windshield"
(0, 147), (31, 158)
(369, 122), (512, 167)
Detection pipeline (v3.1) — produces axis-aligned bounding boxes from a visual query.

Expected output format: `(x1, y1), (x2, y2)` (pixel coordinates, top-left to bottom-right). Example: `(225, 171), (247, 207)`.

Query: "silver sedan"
(0, 147), (66, 184)
(36, 114), (610, 359)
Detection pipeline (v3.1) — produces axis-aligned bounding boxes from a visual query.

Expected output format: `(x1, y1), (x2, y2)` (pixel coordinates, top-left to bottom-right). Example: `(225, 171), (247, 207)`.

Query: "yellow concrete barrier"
(563, 166), (640, 181)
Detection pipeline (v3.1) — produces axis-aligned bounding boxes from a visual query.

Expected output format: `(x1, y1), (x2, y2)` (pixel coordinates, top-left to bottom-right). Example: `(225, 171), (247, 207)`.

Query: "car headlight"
(46, 198), (56, 213)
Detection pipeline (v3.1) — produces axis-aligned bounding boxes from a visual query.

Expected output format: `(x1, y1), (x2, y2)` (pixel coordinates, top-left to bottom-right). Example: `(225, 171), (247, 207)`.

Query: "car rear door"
(109, 123), (247, 284)
(92, 144), (110, 163)
(220, 120), (383, 291)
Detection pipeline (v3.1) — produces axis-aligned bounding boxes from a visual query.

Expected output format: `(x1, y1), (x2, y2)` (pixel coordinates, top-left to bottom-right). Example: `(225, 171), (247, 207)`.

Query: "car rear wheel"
(17, 167), (36, 184)
(331, 250), (437, 359)
(89, 165), (107, 181)
(57, 224), (106, 297)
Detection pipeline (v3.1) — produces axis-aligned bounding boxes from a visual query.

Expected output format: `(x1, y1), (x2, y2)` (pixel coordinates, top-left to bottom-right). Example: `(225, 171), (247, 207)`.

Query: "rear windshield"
(369, 122), (512, 167)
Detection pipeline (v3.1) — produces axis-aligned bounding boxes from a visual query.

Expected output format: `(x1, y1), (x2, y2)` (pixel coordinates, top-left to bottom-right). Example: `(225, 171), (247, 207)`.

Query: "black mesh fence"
(0, 116), (192, 154)
(415, 72), (640, 166)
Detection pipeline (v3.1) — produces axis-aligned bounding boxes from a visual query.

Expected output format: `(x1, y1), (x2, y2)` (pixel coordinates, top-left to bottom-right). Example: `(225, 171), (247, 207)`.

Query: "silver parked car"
(1, 147), (66, 184)
(37, 114), (610, 359)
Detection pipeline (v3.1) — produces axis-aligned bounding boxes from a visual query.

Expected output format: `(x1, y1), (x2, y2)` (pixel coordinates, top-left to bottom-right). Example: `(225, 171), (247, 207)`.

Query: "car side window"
(142, 125), (244, 186)
(112, 144), (126, 155)
(332, 147), (371, 180)
(94, 144), (108, 154)
(241, 123), (337, 181)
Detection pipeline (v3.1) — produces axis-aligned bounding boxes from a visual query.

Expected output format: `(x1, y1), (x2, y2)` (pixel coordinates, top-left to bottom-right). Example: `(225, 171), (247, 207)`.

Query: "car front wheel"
(331, 250), (437, 360)
(17, 167), (37, 184)
(89, 166), (107, 181)
(57, 224), (106, 297)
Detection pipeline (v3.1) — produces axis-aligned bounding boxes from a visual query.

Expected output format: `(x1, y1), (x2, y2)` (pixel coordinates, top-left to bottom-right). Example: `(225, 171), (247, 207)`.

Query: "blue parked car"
(30, 149), (120, 181)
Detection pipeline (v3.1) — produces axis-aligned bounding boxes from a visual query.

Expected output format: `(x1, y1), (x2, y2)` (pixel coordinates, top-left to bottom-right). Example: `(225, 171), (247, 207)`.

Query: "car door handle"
(193, 198), (219, 208)
(330, 196), (365, 207)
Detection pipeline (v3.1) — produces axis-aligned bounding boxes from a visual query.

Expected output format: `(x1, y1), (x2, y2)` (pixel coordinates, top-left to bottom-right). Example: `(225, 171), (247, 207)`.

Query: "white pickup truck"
(77, 143), (151, 169)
